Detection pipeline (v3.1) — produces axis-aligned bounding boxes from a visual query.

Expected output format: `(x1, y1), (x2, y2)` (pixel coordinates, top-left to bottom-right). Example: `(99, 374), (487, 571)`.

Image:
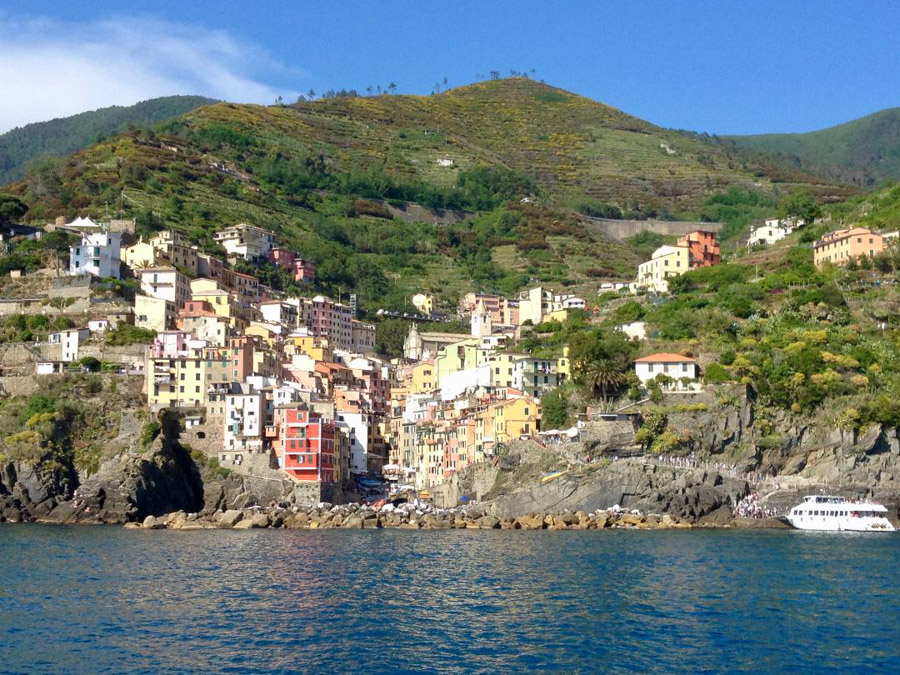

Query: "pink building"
(270, 247), (316, 282)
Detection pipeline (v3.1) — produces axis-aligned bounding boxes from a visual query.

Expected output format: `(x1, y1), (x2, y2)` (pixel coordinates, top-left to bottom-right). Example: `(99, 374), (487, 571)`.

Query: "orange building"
(813, 227), (885, 269)
(676, 230), (720, 268)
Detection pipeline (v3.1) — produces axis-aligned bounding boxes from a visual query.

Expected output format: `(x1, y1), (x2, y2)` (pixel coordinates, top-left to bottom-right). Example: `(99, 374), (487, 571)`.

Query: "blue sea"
(0, 526), (898, 673)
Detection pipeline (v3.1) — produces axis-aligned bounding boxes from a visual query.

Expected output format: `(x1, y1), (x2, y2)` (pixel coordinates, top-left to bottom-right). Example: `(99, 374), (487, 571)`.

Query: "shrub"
(138, 421), (161, 448)
(704, 363), (731, 384)
(105, 325), (157, 346)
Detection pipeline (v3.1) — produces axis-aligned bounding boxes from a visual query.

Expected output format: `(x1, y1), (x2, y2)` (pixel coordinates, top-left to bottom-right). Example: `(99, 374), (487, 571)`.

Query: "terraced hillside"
(4, 78), (856, 312)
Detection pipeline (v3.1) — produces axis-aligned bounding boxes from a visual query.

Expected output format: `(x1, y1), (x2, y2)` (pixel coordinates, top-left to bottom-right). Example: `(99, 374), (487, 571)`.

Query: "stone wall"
(584, 217), (723, 241)
(49, 276), (92, 299)
(0, 376), (41, 397)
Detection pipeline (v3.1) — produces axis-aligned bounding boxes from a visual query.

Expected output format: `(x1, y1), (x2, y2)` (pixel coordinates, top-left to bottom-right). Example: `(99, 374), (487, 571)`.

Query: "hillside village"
(2, 191), (899, 510)
(0, 79), (899, 522)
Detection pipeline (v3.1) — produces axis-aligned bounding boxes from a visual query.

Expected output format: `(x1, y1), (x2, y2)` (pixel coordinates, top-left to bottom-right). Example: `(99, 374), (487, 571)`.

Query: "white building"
(748, 218), (801, 248)
(87, 318), (111, 333)
(224, 387), (265, 458)
(69, 230), (122, 279)
(634, 353), (700, 392)
(48, 327), (91, 362)
(512, 356), (559, 399)
(336, 411), (370, 475)
(214, 223), (277, 263)
(616, 321), (647, 341)
(137, 267), (191, 310)
(518, 286), (585, 325)
(259, 300), (299, 328)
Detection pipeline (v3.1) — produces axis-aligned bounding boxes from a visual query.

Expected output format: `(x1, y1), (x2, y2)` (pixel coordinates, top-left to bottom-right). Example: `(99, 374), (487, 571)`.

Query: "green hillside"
(0, 95), (216, 185)
(4, 78), (856, 313)
(724, 108), (900, 187)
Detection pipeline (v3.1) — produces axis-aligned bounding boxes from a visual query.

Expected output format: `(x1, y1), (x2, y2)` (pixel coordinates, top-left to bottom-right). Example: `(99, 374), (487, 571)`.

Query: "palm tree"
(582, 359), (626, 400)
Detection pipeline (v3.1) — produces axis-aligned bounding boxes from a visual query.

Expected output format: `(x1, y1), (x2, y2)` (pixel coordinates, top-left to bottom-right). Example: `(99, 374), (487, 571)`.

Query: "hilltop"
(4, 78), (857, 310)
(0, 95), (216, 185)
(724, 108), (900, 187)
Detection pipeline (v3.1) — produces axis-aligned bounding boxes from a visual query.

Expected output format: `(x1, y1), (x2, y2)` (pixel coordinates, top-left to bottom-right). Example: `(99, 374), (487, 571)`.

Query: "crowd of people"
(733, 492), (778, 519)
(651, 454), (780, 485)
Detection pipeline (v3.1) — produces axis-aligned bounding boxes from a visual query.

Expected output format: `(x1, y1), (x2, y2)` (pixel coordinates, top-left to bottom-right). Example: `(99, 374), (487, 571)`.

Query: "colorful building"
(676, 230), (720, 268)
(636, 245), (691, 293)
(279, 407), (337, 482)
(813, 227), (886, 269)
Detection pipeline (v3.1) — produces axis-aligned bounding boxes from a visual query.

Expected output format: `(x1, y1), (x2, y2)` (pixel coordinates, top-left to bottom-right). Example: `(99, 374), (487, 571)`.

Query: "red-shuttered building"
(280, 407), (336, 482)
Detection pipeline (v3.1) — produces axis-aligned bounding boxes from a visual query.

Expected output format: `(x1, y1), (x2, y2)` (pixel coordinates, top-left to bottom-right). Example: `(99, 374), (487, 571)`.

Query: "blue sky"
(1, 1), (897, 135)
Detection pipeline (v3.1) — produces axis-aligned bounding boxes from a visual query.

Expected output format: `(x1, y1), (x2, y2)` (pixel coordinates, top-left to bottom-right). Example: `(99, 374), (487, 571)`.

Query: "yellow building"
(123, 241), (161, 270)
(245, 322), (281, 347)
(485, 352), (520, 388)
(637, 245), (690, 293)
(411, 293), (434, 314)
(557, 346), (571, 384)
(490, 397), (540, 444)
(135, 294), (175, 331)
(147, 352), (208, 409)
(286, 335), (334, 362)
(544, 308), (570, 323)
(191, 288), (247, 331)
(433, 338), (503, 385)
(410, 360), (436, 394)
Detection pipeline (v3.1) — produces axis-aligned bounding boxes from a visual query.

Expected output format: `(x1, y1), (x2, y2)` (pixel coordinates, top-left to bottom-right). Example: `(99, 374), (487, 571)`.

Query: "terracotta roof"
(634, 353), (697, 363)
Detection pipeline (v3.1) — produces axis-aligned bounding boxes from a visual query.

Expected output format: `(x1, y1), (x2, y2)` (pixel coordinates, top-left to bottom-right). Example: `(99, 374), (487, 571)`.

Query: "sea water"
(0, 526), (898, 673)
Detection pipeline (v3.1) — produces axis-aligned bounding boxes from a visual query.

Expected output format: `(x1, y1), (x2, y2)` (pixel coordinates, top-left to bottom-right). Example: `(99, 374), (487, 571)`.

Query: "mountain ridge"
(0, 95), (217, 185)
(2, 78), (859, 312)
(724, 107), (900, 187)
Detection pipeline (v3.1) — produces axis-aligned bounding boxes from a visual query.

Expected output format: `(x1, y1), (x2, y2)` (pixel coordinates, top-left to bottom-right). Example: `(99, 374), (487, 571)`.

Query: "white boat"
(786, 495), (896, 532)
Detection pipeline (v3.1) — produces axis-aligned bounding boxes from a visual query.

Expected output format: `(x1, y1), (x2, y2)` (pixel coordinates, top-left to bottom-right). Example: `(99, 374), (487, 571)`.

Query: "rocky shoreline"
(119, 503), (790, 532)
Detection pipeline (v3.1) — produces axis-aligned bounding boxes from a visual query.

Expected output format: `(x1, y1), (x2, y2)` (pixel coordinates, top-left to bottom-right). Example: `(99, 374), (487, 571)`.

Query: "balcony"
(264, 425), (278, 438)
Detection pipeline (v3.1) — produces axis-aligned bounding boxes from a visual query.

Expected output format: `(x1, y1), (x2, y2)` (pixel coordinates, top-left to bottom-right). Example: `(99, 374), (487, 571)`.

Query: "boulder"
(217, 509), (244, 528)
(284, 512), (309, 529)
(142, 515), (166, 530)
(232, 512), (269, 529)
(166, 511), (188, 529)
(619, 513), (645, 527)
(476, 515), (500, 529)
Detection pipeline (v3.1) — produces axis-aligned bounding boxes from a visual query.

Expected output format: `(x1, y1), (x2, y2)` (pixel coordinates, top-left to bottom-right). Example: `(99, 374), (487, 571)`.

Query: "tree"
(779, 190), (822, 225)
(79, 356), (101, 372)
(307, 89), (316, 101)
(582, 358), (626, 400)
(0, 194), (28, 224)
(490, 71), (500, 80)
(388, 82), (397, 94)
(540, 388), (569, 429)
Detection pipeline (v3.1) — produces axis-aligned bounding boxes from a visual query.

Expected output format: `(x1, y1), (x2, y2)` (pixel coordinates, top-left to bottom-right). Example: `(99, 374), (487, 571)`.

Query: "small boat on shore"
(786, 495), (896, 532)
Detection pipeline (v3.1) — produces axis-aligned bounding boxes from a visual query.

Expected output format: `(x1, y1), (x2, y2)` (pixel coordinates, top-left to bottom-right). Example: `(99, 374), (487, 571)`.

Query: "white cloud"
(0, 14), (301, 133)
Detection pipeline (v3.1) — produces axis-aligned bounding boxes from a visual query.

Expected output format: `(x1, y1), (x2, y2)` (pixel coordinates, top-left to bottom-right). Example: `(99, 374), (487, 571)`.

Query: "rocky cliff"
(434, 387), (900, 523)
(0, 410), (324, 524)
